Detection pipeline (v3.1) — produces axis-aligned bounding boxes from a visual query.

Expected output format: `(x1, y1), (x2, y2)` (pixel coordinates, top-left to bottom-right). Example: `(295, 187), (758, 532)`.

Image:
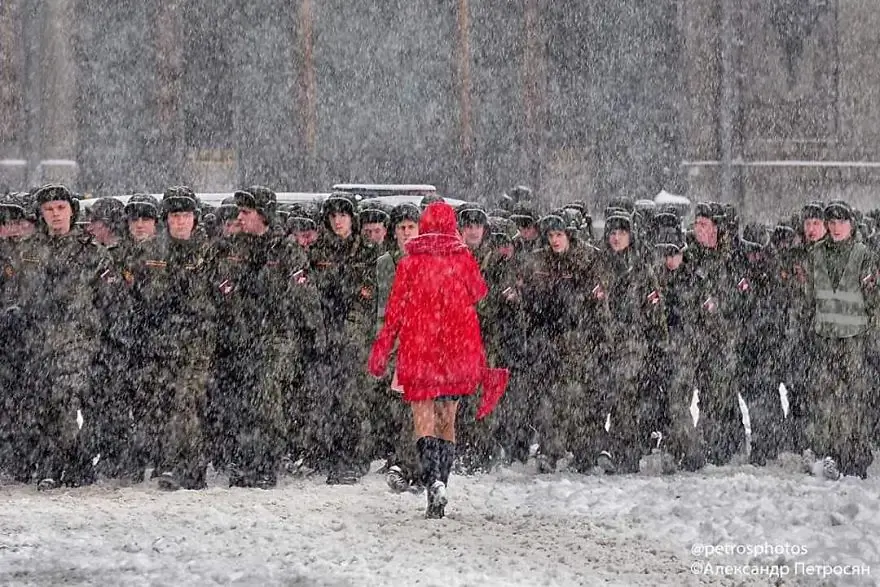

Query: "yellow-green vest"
(812, 242), (869, 338)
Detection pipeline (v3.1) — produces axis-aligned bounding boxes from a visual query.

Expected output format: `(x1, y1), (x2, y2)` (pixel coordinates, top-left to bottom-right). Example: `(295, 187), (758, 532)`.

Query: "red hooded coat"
(368, 202), (488, 402)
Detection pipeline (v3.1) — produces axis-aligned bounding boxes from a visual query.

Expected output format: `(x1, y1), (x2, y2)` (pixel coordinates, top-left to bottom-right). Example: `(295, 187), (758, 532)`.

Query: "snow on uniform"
(653, 223), (705, 471)
(451, 205), (504, 473)
(803, 201), (877, 478)
(11, 187), (107, 488)
(518, 215), (610, 473)
(309, 195), (379, 483)
(773, 208), (817, 454)
(121, 226), (216, 489)
(682, 203), (744, 466)
(730, 223), (786, 467)
(597, 211), (666, 474)
(88, 228), (136, 480)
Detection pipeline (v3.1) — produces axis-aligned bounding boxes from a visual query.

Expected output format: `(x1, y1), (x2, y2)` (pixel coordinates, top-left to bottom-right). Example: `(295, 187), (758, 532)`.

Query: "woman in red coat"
(368, 200), (488, 518)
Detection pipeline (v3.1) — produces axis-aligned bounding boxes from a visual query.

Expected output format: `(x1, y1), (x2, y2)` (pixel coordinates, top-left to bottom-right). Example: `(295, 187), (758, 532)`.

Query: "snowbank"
(1, 457), (878, 586)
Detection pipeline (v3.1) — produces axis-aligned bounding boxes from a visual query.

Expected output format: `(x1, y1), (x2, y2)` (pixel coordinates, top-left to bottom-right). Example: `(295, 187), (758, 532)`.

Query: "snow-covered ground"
(1, 456), (878, 587)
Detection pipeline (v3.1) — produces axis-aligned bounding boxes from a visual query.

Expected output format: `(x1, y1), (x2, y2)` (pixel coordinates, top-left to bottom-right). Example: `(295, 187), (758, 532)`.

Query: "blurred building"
(0, 1), (877, 217)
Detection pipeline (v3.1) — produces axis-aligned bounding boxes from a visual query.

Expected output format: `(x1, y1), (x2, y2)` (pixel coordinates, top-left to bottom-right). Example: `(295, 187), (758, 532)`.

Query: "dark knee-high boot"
(438, 439), (455, 485)
(417, 436), (446, 518)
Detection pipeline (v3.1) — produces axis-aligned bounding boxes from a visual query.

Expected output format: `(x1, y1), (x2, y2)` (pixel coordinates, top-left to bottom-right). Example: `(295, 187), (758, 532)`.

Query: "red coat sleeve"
(463, 252), (489, 306)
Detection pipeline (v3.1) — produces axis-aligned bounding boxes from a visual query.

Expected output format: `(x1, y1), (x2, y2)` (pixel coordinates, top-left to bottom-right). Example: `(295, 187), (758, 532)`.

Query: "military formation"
(0, 182), (876, 492)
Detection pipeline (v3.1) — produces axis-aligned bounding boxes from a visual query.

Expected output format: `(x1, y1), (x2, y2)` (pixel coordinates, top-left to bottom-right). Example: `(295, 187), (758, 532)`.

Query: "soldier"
(454, 204), (505, 471)
(802, 201), (877, 478)
(779, 201), (826, 452)
(359, 207), (390, 251)
(8, 185), (107, 489)
(286, 215), (319, 252)
(130, 187), (215, 490)
(125, 194), (160, 243)
(86, 198), (125, 249)
(732, 223), (786, 466)
(0, 196), (27, 477)
(509, 203), (542, 260)
(597, 211), (666, 473)
(216, 197), (241, 239)
(211, 188), (319, 488)
(519, 214), (610, 473)
(87, 197), (133, 479)
(375, 203), (422, 491)
(309, 194), (378, 484)
(685, 202), (744, 466)
(0, 194), (33, 245)
(654, 221), (704, 470)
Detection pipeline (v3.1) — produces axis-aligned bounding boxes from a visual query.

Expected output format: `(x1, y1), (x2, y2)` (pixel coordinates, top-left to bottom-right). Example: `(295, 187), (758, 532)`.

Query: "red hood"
(419, 201), (458, 236)
(405, 201), (466, 255)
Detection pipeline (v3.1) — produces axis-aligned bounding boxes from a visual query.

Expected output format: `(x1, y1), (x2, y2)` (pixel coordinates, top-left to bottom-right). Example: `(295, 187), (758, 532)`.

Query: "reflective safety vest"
(812, 242), (869, 338)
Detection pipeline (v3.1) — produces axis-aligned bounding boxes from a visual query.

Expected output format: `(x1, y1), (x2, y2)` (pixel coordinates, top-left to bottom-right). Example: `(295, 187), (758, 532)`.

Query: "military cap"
(125, 194), (159, 220)
(457, 205), (489, 227)
(801, 201), (825, 221)
(389, 203), (421, 230)
(824, 200), (852, 221)
(740, 223), (770, 252)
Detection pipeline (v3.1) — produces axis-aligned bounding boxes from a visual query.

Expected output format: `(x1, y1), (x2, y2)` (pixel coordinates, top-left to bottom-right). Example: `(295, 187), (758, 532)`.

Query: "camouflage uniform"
(211, 230), (318, 487)
(684, 242), (745, 465)
(520, 238), (610, 472)
(774, 235), (813, 452)
(454, 239), (506, 471)
(0, 216), (23, 477)
(803, 226), (877, 477)
(309, 226), (378, 481)
(730, 226), (786, 466)
(88, 239), (135, 478)
(122, 233), (215, 488)
(598, 240), (666, 473)
(9, 227), (107, 486)
(655, 248), (705, 470)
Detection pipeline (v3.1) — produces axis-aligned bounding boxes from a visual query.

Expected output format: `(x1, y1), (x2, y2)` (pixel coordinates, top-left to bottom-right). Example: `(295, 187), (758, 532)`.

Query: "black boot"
(437, 439), (455, 485)
(417, 436), (445, 519)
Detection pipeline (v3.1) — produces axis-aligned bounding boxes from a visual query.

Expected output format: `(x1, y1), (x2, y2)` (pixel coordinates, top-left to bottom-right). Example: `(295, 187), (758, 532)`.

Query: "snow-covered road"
(1, 456), (878, 587)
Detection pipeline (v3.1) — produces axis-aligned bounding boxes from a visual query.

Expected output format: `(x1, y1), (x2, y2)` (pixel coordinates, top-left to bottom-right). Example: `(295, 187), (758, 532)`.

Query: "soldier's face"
(519, 225), (539, 240)
(167, 211), (195, 240)
(40, 200), (73, 235)
(129, 217), (157, 242)
(292, 231), (312, 248)
(827, 219), (853, 242)
(394, 219), (419, 249)
(803, 218), (827, 242)
(13, 219), (34, 239)
(238, 207), (267, 235)
(330, 212), (353, 239)
(665, 253), (684, 270)
(0, 222), (11, 239)
(608, 229), (631, 252)
(87, 220), (115, 245)
(461, 224), (485, 248)
(223, 219), (241, 236)
(362, 222), (387, 244)
(547, 230), (570, 253)
(694, 217), (718, 249)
